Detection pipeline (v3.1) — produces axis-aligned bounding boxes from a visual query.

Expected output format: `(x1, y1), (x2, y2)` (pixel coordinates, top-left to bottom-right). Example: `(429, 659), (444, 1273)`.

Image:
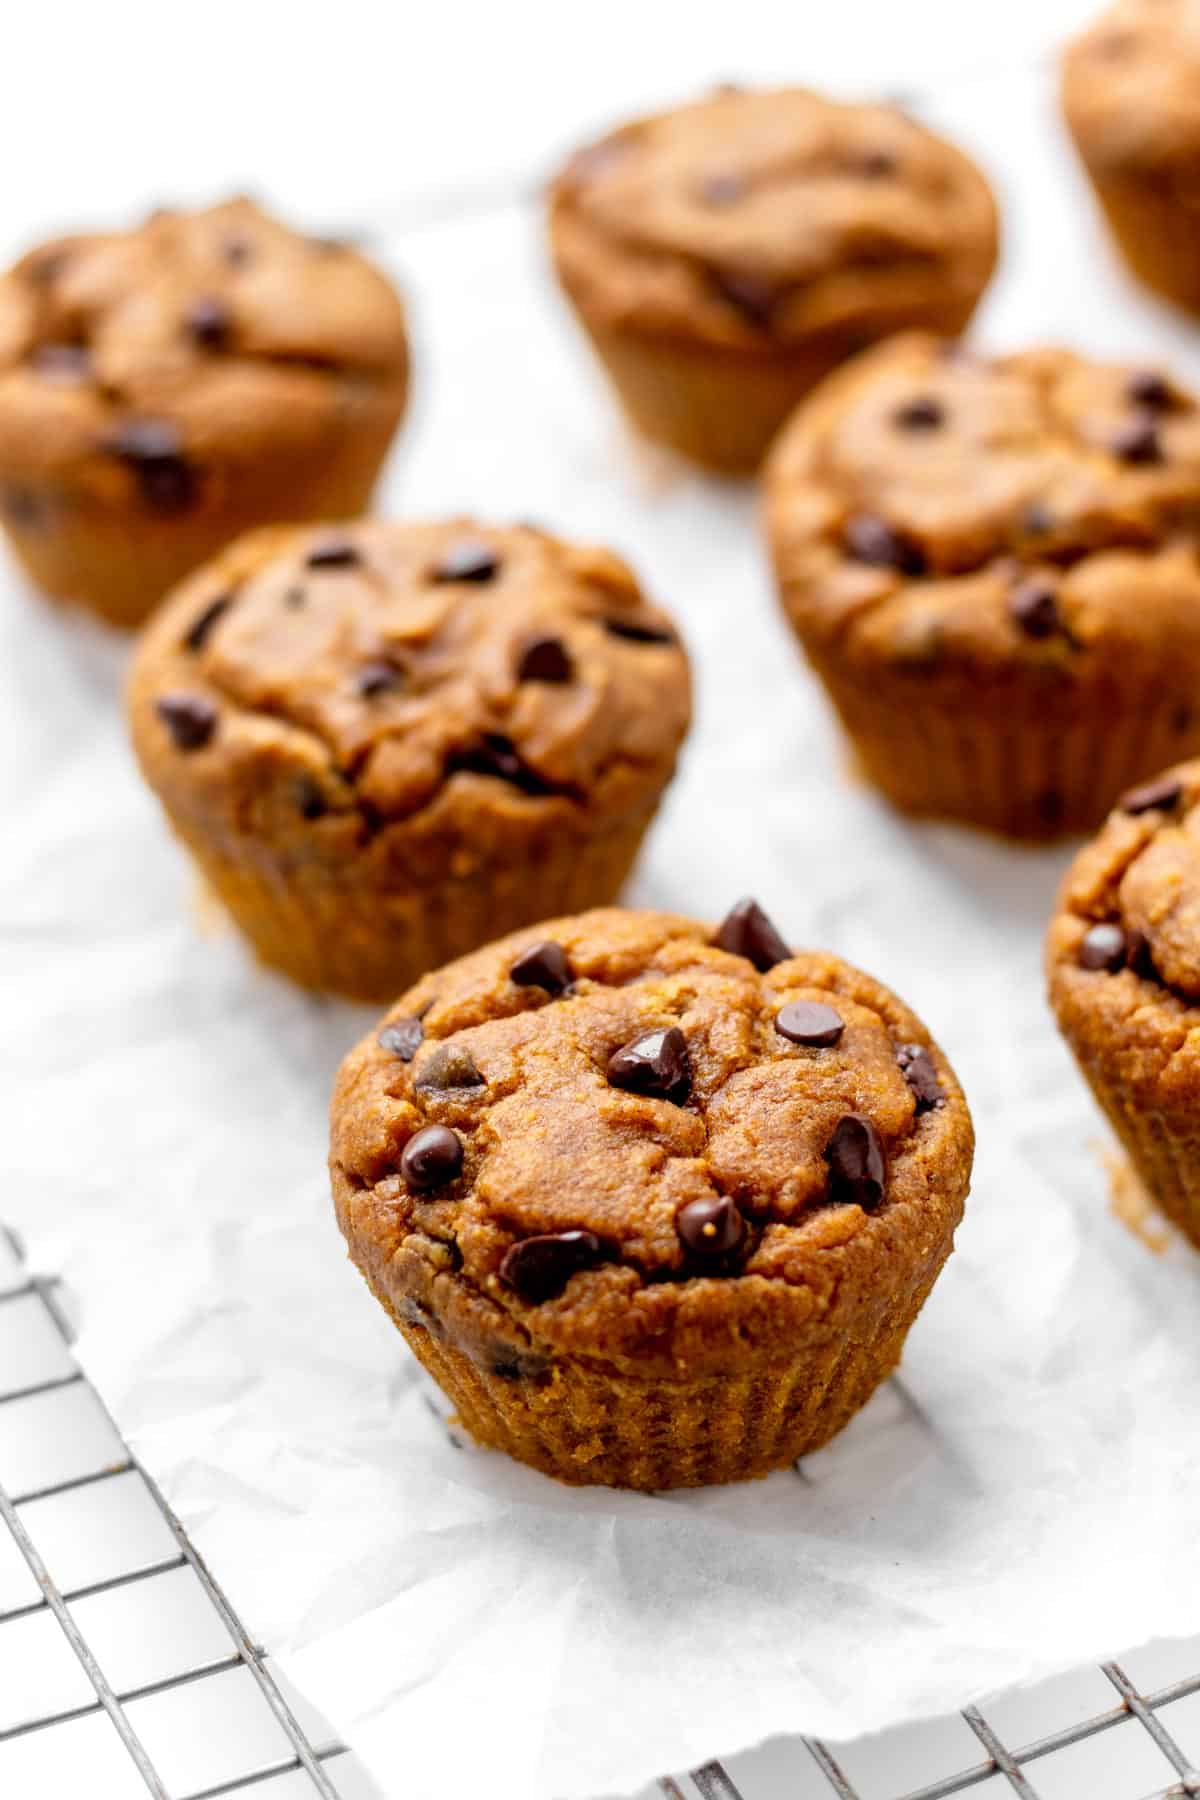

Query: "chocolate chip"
(500, 1230), (604, 1304)
(378, 1015), (424, 1061)
(400, 1124), (463, 1192)
(446, 734), (560, 797)
(510, 941), (572, 995)
(415, 1044), (485, 1092)
(33, 344), (90, 381)
(775, 1001), (845, 1047)
(892, 395), (943, 430)
(1127, 371), (1172, 411)
(155, 693), (216, 751)
(355, 660), (403, 697)
(859, 149), (898, 178)
(607, 1027), (691, 1103)
(305, 536), (360, 569)
(714, 897), (791, 973)
(183, 592), (233, 652)
(516, 634), (572, 683)
(844, 513), (925, 576)
(1021, 501), (1054, 537)
(896, 1043), (944, 1111)
(711, 269), (778, 328)
(1120, 774), (1183, 815)
(1113, 416), (1162, 465)
(283, 585), (306, 610)
(699, 171), (745, 205)
(107, 418), (196, 513)
(602, 616), (676, 646)
(825, 1115), (887, 1210)
(676, 1194), (745, 1258)
(294, 776), (328, 820)
(1079, 922), (1128, 972)
(187, 295), (231, 349)
(432, 540), (498, 583)
(223, 235), (253, 268)
(1009, 579), (1062, 638)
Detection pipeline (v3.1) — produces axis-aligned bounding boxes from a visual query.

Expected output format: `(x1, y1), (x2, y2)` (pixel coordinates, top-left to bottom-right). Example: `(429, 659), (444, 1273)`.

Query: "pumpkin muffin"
(1062, 0), (1200, 316)
(1048, 760), (1200, 1251)
(128, 519), (691, 1002)
(330, 902), (974, 1490)
(0, 197), (409, 627)
(764, 332), (1200, 838)
(548, 85), (998, 473)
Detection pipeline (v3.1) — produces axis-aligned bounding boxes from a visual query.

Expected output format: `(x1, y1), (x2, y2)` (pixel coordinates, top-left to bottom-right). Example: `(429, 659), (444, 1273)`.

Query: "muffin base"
(1083, 166), (1200, 317)
(1068, 1051), (1200, 1253)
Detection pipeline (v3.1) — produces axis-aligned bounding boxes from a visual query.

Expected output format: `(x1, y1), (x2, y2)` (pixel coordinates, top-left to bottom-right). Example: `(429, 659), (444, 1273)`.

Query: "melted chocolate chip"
(893, 395), (943, 431)
(306, 537), (360, 570)
(446, 734), (560, 797)
(187, 295), (231, 349)
(699, 171), (745, 206)
(107, 419), (196, 513)
(378, 1015), (424, 1061)
(1120, 774), (1183, 815)
(1009, 579), (1062, 639)
(775, 1001), (845, 1047)
(1127, 371), (1172, 411)
(676, 1194), (746, 1258)
(1079, 922), (1128, 972)
(356, 660), (404, 698)
(183, 592), (233, 652)
(155, 693), (216, 751)
(414, 1044), (485, 1092)
(294, 776), (328, 820)
(516, 634), (572, 683)
(896, 1043), (944, 1111)
(1113, 416), (1162, 465)
(844, 514), (925, 576)
(711, 269), (778, 328)
(510, 940), (572, 995)
(400, 1124), (463, 1191)
(602, 616), (676, 646)
(432, 540), (499, 584)
(33, 344), (91, 381)
(607, 1027), (691, 1103)
(500, 1230), (604, 1304)
(714, 897), (791, 972)
(825, 1115), (887, 1211)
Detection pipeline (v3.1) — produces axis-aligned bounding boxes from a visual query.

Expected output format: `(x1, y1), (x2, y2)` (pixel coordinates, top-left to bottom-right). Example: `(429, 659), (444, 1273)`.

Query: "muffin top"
(0, 197), (408, 499)
(1062, 0), (1200, 171)
(764, 333), (1200, 679)
(331, 904), (973, 1377)
(549, 87), (998, 350)
(128, 518), (690, 846)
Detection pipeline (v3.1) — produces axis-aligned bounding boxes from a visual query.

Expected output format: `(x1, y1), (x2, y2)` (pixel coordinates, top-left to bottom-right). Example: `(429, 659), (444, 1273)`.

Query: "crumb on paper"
(191, 873), (233, 939)
(1102, 1143), (1172, 1254)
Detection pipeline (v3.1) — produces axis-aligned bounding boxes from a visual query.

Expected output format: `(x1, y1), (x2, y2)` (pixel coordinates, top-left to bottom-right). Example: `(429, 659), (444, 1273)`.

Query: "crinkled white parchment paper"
(3, 56), (1200, 1800)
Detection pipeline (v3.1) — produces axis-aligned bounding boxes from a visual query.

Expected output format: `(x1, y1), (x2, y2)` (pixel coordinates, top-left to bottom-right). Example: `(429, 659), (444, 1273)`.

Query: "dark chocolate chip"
(1113, 416), (1162, 465)
(283, 585), (306, 610)
(414, 1044), (485, 1091)
(378, 1016), (424, 1061)
(432, 540), (498, 584)
(676, 1194), (746, 1257)
(400, 1124), (463, 1192)
(446, 734), (559, 797)
(892, 395), (943, 431)
(714, 897), (791, 973)
(1021, 500), (1054, 537)
(607, 1026), (691, 1103)
(1119, 774), (1183, 815)
(859, 149), (898, 178)
(825, 1114), (887, 1211)
(711, 269), (778, 328)
(294, 776), (328, 820)
(107, 418), (196, 513)
(775, 1001), (845, 1047)
(223, 235), (253, 268)
(1127, 370), (1172, 411)
(844, 513), (925, 576)
(1009, 579), (1062, 639)
(33, 344), (91, 381)
(155, 693), (216, 751)
(305, 536), (360, 570)
(516, 634), (572, 683)
(356, 660), (404, 697)
(500, 1230), (604, 1304)
(510, 940), (572, 995)
(602, 616), (676, 646)
(896, 1043), (944, 1111)
(183, 592), (233, 653)
(699, 171), (745, 205)
(187, 295), (231, 349)
(1079, 922), (1128, 972)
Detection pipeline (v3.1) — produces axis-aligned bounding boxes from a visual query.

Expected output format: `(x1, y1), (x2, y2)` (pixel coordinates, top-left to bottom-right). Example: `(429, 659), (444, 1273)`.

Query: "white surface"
(3, 5), (1200, 1799)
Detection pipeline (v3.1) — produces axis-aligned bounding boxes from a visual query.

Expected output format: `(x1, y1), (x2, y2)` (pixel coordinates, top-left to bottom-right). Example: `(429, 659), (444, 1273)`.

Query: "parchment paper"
(3, 59), (1199, 1800)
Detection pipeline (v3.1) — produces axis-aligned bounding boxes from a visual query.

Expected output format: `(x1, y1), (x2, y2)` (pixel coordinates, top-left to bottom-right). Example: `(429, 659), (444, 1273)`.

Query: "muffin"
(1062, 0), (1200, 316)
(548, 86), (998, 473)
(1048, 760), (1200, 1250)
(128, 519), (691, 1002)
(764, 333), (1200, 838)
(0, 198), (409, 627)
(330, 902), (974, 1490)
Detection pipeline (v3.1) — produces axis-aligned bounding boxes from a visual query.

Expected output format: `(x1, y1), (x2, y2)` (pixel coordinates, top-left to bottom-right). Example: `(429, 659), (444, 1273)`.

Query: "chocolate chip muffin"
(548, 86), (998, 473)
(1062, 1), (1200, 316)
(330, 902), (973, 1489)
(1048, 761), (1200, 1251)
(764, 333), (1200, 838)
(0, 198), (409, 627)
(128, 519), (691, 1002)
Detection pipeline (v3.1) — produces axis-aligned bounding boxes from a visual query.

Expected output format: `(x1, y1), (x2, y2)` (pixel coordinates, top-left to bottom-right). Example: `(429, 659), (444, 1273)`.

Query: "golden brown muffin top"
(0, 198), (408, 496)
(764, 333), (1200, 675)
(330, 905), (973, 1376)
(549, 87), (998, 350)
(1062, 0), (1200, 171)
(128, 518), (691, 835)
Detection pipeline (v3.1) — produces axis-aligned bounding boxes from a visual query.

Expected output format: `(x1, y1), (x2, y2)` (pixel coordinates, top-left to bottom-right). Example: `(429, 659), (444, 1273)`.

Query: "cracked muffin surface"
(764, 333), (1200, 836)
(331, 903), (973, 1487)
(0, 197), (409, 624)
(549, 86), (997, 470)
(128, 520), (691, 1002)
